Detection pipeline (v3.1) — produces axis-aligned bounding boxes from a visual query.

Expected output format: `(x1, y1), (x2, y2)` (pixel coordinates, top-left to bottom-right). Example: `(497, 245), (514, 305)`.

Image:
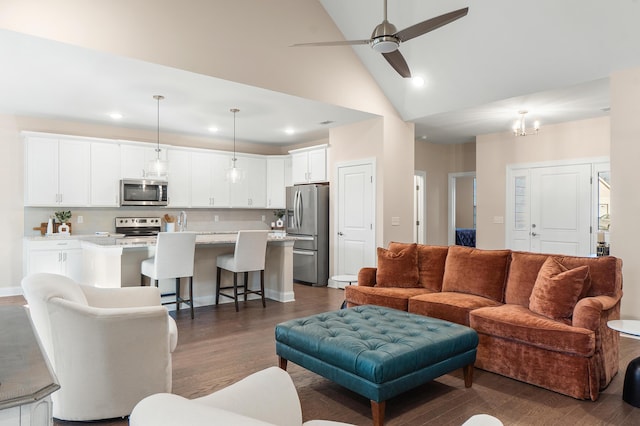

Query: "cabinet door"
(211, 153), (231, 207)
(307, 148), (327, 182)
(58, 139), (91, 206)
(24, 137), (59, 206)
(167, 149), (191, 207)
(91, 142), (121, 206)
(27, 250), (63, 275)
(62, 249), (83, 282)
(190, 151), (213, 207)
(266, 157), (286, 208)
(291, 152), (309, 184)
(246, 156), (266, 207)
(120, 144), (164, 179)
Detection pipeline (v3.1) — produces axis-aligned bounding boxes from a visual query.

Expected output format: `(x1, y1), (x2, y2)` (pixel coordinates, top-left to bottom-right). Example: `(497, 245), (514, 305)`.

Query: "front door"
(336, 161), (375, 277)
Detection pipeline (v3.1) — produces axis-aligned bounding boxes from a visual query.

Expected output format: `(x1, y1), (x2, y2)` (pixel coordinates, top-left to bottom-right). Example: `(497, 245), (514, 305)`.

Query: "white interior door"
(530, 164), (592, 255)
(336, 161), (375, 278)
(508, 163), (593, 256)
(414, 171), (426, 244)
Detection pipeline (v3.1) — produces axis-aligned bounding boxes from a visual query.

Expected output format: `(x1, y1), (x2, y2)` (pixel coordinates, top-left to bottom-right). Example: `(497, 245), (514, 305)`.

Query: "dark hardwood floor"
(4, 285), (639, 425)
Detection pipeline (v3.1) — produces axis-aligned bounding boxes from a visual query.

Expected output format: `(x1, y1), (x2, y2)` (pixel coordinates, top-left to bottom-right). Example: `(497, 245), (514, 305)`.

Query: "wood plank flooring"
(4, 285), (639, 425)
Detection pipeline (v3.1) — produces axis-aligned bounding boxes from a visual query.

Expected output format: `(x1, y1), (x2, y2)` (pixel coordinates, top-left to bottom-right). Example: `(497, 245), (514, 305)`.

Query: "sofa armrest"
(357, 267), (377, 287)
(572, 294), (621, 330)
(80, 285), (162, 308)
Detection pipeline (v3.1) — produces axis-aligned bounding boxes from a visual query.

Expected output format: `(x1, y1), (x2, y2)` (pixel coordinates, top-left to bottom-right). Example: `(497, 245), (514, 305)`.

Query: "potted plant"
(54, 211), (72, 234)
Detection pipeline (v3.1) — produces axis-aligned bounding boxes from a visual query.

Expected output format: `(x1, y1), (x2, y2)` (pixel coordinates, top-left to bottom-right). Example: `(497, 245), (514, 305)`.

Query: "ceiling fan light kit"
(513, 110), (540, 137)
(292, 1), (468, 78)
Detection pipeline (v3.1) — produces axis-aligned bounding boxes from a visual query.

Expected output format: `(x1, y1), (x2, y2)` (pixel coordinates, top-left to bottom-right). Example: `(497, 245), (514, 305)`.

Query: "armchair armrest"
(357, 267), (377, 287)
(80, 285), (161, 308)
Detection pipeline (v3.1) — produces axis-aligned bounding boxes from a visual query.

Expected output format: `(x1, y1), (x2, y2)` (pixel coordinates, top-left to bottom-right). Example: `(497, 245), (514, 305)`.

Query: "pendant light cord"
(231, 108), (239, 162)
(154, 95), (164, 159)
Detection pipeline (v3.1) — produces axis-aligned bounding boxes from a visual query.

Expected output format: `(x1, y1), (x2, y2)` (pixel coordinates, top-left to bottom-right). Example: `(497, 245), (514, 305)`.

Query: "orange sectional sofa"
(344, 243), (623, 401)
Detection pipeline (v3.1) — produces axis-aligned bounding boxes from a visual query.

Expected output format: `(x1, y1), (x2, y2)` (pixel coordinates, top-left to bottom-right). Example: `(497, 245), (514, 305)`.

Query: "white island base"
(81, 234), (295, 308)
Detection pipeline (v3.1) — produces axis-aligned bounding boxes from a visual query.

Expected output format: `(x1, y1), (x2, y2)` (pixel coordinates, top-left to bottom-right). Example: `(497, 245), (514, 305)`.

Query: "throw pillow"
(529, 257), (590, 321)
(376, 244), (419, 288)
(388, 243), (448, 291)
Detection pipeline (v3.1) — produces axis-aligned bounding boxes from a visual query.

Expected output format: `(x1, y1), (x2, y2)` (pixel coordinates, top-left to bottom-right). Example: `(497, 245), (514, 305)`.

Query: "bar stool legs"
(215, 267), (265, 312)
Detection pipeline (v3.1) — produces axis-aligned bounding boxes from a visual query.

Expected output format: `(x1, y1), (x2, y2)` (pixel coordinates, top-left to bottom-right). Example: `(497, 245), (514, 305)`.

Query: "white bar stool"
(141, 232), (197, 319)
(215, 230), (269, 312)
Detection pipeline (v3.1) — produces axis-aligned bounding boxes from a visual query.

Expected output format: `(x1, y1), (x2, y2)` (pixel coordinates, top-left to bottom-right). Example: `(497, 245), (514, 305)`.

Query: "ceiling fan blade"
(382, 50), (411, 78)
(395, 7), (469, 42)
(290, 39), (370, 48)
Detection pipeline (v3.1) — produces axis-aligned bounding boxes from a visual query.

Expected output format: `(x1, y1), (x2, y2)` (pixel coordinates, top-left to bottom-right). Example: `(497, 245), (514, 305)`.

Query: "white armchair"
(21, 272), (178, 421)
(130, 367), (354, 426)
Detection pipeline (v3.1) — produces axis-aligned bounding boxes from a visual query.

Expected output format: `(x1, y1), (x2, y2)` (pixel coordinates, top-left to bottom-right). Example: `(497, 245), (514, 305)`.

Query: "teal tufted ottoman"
(275, 305), (478, 426)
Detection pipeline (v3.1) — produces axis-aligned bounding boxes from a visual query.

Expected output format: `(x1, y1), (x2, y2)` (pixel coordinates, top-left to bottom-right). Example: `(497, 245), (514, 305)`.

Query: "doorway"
(335, 159), (376, 280)
(414, 171), (426, 244)
(448, 172), (476, 246)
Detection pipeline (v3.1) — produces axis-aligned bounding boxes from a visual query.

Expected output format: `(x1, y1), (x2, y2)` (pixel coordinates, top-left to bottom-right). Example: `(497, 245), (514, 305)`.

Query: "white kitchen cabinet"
(190, 151), (231, 207)
(25, 239), (83, 283)
(120, 143), (167, 180)
(230, 155), (266, 208)
(290, 145), (327, 184)
(25, 136), (91, 206)
(91, 142), (121, 206)
(266, 156), (288, 208)
(167, 149), (191, 207)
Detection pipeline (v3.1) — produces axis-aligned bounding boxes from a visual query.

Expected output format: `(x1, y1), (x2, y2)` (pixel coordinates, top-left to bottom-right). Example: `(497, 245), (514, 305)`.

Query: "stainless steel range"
(115, 217), (162, 237)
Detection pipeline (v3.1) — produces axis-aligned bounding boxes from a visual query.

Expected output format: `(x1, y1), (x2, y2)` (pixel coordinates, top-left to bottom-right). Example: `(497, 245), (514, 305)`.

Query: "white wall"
(610, 66), (640, 320)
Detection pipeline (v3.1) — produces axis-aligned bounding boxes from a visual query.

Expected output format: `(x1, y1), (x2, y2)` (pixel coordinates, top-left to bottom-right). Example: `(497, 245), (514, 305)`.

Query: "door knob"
(531, 232), (537, 237)
(338, 232), (344, 236)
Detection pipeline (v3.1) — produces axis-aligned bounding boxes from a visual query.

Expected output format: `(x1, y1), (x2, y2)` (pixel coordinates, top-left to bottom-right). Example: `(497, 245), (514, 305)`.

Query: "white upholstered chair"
(216, 230), (269, 311)
(21, 272), (178, 421)
(130, 366), (354, 426)
(141, 231), (197, 318)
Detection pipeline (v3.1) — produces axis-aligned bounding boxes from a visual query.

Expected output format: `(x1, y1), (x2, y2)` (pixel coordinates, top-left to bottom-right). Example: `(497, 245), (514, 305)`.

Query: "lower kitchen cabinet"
(24, 239), (83, 282)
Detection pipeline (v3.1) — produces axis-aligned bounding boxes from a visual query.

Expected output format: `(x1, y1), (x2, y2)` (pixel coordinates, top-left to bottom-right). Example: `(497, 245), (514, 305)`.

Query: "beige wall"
(415, 141), (476, 246)
(476, 116), (610, 250)
(611, 66), (640, 320)
(455, 176), (475, 229)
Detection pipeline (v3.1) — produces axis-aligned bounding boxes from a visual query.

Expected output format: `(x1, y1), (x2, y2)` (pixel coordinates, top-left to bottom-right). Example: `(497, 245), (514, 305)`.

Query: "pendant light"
(145, 95), (169, 179)
(226, 108), (245, 184)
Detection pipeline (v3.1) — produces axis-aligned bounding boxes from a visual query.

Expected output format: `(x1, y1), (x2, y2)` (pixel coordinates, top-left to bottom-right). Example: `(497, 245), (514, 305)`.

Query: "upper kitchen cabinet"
(191, 151), (231, 207)
(120, 143), (167, 180)
(167, 148), (191, 207)
(290, 145), (327, 184)
(90, 142), (121, 207)
(266, 156), (290, 208)
(229, 155), (266, 208)
(24, 135), (91, 207)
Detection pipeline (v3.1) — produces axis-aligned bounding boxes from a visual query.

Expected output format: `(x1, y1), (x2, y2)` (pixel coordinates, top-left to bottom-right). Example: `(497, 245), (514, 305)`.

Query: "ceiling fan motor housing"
(370, 20), (400, 53)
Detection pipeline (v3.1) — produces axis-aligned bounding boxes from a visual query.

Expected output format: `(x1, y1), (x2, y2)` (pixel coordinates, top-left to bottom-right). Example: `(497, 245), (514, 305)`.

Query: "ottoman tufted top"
(275, 305), (478, 384)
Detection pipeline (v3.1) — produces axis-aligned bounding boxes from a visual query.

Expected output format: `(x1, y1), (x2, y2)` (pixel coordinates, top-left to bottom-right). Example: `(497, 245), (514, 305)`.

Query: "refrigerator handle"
(293, 190), (298, 229)
(297, 189), (303, 229)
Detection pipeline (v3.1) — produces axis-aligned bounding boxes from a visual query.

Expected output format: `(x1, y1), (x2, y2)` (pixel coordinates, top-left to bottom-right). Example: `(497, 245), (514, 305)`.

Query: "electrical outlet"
(77, 215), (83, 224)
(214, 215), (219, 222)
(261, 215), (266, 222)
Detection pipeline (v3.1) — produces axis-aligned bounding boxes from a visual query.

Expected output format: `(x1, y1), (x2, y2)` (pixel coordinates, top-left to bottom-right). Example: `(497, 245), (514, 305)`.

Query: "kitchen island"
(28, 233), (296, 307)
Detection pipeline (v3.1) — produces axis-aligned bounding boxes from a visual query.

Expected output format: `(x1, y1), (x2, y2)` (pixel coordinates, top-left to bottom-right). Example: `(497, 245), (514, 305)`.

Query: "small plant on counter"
(54, 210), (72, 224)
(273, 209), (286, 220)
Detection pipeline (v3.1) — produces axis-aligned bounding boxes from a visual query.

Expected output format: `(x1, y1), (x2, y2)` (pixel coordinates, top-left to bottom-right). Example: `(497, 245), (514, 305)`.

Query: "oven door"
(120, 179), (168, 206)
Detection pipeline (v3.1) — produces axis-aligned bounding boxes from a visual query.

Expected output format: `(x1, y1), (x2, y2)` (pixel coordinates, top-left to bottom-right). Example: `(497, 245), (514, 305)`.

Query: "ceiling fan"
(292, 1), (469, 78)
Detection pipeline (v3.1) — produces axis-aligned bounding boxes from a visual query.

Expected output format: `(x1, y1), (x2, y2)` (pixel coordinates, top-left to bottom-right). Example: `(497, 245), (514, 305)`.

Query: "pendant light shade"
(145, 95), (169, 179)
(226, 108), (245, 184)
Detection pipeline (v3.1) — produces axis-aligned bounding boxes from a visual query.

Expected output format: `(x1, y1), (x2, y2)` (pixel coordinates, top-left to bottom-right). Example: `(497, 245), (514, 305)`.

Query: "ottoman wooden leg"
(463, 364), (474, 388)
(279, 357), (288, 371)
(371, 400), (385, 426)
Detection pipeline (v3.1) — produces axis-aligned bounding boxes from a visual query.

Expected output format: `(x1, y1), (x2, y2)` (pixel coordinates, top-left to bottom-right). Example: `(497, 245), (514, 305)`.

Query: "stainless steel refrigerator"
(286, 184), (329, 286)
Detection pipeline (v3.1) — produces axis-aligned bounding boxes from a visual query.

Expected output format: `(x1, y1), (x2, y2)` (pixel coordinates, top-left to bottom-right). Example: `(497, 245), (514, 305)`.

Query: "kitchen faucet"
(178, 211), (187, 232)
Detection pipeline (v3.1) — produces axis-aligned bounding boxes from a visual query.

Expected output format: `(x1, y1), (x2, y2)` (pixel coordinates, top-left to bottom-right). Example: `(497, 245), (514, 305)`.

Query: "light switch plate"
(493, 216), (504, 224)
(391, 216), (400, 226)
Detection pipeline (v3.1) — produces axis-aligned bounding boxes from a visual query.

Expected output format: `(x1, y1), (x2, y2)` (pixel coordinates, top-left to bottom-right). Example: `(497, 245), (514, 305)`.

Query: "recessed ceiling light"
(412, 76), (425, 87)
(109, 112), (123, 120)
(208, 127), (219, 133)
(285, 128), (295, 135)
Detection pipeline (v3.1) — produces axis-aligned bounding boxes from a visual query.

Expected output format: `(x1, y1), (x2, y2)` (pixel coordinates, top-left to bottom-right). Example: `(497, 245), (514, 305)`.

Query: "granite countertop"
(0, 306), (60, 410)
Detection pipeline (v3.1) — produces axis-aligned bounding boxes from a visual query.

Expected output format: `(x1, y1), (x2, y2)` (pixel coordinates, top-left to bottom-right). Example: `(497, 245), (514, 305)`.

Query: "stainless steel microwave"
(120, 179), (168, 206)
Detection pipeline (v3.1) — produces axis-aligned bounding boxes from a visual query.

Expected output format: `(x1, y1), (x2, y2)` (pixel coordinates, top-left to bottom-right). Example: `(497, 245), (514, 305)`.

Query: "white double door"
(508, 163), (592, 256)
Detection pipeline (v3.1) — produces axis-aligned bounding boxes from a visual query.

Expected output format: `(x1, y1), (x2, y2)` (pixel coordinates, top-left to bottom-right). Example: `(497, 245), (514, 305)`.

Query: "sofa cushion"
(469, 304), (595, 357)
(376, 244), (419, 288)
(389, 243), (449, 291)
(529, 257), (590, 322)
(344, 286), (433, 311)
(441, 246), (511, 302)
(504, 251), (549, 306)
(408, 292), (502, 326)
